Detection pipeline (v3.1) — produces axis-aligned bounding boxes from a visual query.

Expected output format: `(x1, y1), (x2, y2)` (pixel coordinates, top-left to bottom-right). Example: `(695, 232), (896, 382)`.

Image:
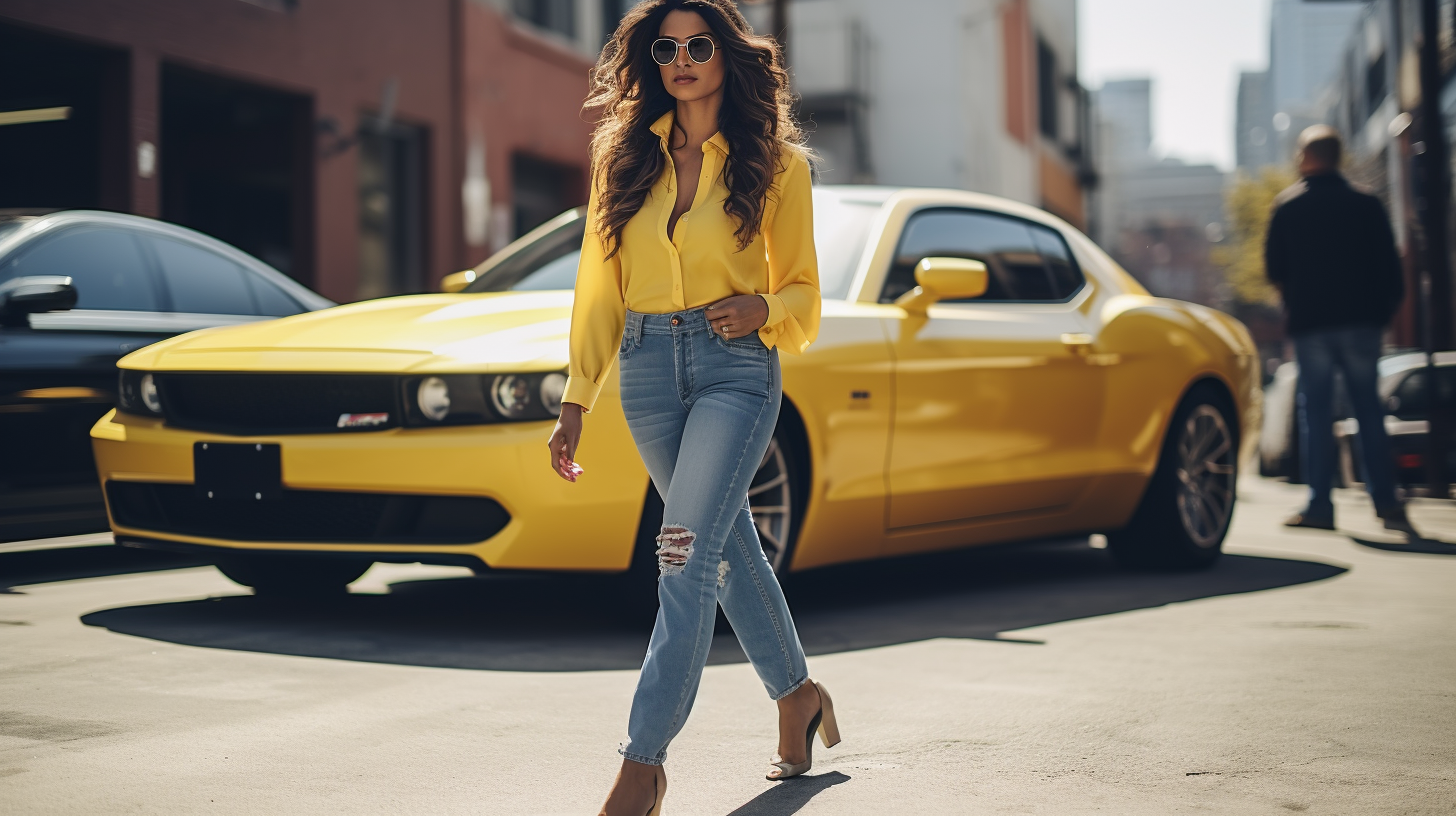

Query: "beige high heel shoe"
(646, 764), (666, 816)
(767, 680), (841, 781)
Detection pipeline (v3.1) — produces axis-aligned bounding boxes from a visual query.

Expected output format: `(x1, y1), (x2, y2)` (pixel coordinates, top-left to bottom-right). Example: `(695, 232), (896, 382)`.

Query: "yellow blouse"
(563, 111), (821, 412)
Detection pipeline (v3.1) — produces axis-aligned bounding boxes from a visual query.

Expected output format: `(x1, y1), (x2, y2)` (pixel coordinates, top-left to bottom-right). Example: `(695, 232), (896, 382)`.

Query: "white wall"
(789, 0), (1061, 207)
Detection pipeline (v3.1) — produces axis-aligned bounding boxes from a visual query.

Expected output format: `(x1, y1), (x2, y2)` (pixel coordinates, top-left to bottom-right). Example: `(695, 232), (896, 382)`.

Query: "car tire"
(215, 554), (371, 597)
(749, 422), (807, 578)
(1108, 383), (1238, 571)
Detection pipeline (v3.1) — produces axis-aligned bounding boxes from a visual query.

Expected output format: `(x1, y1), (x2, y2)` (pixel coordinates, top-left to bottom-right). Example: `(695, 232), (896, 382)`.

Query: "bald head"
(1296, 125), (1342, 177)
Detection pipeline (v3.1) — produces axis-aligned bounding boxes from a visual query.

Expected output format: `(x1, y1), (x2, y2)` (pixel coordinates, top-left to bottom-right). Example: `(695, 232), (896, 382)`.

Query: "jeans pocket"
(714, 331), (769, 360)
(618, 330), (639, 361)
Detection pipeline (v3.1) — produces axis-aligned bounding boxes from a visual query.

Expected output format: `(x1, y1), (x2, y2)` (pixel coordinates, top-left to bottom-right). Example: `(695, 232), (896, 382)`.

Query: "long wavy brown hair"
(586, 0), (806, 258)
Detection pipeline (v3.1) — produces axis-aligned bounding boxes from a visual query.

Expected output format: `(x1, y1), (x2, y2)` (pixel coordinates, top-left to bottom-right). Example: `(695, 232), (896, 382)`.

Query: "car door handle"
(1061, 333), (1120, 366)
(1061, 333), (1093, 356)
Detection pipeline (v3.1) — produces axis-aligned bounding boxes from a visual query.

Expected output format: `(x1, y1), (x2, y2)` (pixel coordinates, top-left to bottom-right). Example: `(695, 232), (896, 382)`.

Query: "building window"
(161, 64), (313, 284)
(1365, 50), (1386, 115)
(511, 153), (582, 239)
(358, 116), (427, 300)
(601, 0), (627, 45)
(514, 0), (576, 39)
(1037, 37), (1058, 142)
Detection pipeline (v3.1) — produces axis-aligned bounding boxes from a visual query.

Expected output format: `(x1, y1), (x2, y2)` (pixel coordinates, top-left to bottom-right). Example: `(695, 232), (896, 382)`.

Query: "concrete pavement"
(1, 477), (1452, 814)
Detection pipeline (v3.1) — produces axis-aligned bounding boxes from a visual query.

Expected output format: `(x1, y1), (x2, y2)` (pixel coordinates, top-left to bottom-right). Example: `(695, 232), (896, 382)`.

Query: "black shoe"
(1283, 512), (1335, 530)
(1377, 506), (1418, 536)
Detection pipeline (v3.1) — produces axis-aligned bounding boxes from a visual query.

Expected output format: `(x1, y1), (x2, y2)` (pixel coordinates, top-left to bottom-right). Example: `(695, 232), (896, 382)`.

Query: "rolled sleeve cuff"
(759, 293), (788, 328)
(562, 376), (603, 413)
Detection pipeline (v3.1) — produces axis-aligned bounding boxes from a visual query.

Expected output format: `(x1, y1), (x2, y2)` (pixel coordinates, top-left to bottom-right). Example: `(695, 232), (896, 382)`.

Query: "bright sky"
(1080, 0), (1272, 171)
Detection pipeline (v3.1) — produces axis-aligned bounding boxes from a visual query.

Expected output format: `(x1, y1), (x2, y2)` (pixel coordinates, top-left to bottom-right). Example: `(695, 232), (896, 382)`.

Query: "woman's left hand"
(705, 295), (769, 340)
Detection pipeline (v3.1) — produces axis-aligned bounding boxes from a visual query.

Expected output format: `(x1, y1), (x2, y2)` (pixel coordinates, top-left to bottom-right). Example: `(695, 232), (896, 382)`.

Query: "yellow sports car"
(91, 186), (1259, 595)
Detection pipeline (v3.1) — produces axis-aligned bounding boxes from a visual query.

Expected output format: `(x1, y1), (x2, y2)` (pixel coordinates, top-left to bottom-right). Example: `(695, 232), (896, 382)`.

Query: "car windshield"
(0, 219), (30, 244)
(465, 191), (881, 299)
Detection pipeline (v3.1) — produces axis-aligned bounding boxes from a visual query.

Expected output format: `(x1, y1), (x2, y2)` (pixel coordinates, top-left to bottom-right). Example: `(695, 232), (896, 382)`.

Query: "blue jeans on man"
(1293, 325), (1405, 527)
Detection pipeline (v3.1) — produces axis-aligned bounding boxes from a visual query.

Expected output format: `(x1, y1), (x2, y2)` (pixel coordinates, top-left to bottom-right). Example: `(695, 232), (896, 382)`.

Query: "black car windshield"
(464, 192), (881, 300)
(0, 219), (30, 244)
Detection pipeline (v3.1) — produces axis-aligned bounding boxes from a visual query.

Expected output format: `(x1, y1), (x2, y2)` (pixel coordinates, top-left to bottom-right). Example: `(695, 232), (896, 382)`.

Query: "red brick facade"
(0, 0), (594, 301)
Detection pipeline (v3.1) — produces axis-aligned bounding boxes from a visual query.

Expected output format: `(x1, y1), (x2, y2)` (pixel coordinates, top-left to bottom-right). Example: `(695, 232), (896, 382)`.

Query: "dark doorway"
(511, 153), (583, 239)
(0, 23), (128, 212)
(160, 65), (313, 285)
(357, 116), (428, 300)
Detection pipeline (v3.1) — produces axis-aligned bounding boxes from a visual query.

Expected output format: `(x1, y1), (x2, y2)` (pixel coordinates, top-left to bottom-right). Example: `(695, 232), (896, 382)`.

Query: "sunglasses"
(651, 36), (716, 66)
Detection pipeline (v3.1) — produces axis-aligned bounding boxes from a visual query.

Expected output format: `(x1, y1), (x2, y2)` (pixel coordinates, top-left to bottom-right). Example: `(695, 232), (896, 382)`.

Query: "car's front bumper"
(90, 408), (647, 571)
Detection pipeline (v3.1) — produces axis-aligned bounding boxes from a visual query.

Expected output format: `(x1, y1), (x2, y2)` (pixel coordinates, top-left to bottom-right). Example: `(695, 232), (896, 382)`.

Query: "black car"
(0, 210), (333, 541)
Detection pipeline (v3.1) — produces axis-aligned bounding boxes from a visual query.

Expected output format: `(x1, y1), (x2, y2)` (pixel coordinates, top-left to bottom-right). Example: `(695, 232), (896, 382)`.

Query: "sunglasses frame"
(651, 36), (716, 66)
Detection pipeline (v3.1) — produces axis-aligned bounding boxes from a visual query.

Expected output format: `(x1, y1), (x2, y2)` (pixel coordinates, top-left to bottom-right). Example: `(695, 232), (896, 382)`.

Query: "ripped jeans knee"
(656, 525), (695, 578)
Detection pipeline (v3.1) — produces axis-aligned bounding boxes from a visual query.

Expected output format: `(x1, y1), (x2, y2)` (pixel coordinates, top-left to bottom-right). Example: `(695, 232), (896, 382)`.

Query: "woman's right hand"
(547, 403), (585, 482)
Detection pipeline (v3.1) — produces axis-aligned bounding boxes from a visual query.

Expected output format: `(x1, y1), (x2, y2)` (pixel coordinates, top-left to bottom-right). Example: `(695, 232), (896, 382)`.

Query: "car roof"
(814, 184), (1080, 234)
(1380, 350), (1456, 378)
(0, 209), (334, 311)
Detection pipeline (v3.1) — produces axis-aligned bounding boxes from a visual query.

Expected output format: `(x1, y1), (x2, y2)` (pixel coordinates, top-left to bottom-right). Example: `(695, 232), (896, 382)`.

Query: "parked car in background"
(1258, 352), (1456, 488)
(92, 186), (1260, 596)
(0, 211), (333, 541)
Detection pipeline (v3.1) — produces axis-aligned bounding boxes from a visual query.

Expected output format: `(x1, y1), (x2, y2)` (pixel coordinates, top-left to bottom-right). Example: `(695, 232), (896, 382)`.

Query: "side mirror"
(893, 257), (988, 315)
(440, 269), (477, 293)
(0, 276), (78, 327)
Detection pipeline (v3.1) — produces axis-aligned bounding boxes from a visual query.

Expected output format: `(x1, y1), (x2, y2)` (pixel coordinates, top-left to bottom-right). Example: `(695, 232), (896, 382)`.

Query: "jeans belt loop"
(626, 310), (641, 343)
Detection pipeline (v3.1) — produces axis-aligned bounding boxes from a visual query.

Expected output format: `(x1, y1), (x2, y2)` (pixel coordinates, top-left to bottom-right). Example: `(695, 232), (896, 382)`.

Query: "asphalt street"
(1, 476), (1452, 815)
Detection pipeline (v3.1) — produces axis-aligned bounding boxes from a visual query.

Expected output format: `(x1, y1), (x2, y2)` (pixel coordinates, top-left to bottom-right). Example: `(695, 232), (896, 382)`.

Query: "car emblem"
(337, 412), (389, 429)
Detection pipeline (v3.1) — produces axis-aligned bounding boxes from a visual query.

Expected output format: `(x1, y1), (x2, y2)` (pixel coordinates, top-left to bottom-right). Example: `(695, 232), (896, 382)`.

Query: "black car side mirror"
(0, 276), (79, 327)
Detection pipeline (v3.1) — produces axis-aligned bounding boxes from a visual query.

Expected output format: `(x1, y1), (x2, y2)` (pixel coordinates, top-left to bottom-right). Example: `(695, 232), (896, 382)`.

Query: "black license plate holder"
(194, 442), (282, 501)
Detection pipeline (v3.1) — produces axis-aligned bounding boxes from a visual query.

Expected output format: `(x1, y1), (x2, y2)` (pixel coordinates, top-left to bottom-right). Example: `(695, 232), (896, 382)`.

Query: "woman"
(545, 1), (840, 813)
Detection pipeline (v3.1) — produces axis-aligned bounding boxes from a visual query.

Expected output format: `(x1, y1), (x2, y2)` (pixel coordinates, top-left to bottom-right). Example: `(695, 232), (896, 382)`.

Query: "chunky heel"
(814, 681), (841, 748)
(767, 680), (842, 780)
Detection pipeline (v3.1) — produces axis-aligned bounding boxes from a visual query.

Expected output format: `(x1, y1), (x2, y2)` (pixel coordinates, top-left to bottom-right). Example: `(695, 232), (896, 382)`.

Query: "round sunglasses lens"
(686, 37), (714, 63)
(651, 40), (678, 65)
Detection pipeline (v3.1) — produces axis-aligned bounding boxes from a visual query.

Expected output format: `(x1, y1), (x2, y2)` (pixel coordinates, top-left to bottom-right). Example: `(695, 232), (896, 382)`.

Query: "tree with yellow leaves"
(1215, 167), (1297, 307)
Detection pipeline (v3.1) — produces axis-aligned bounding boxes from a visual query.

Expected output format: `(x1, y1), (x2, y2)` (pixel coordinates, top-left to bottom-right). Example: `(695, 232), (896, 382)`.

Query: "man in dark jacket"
(1265, 124), (1410, 531)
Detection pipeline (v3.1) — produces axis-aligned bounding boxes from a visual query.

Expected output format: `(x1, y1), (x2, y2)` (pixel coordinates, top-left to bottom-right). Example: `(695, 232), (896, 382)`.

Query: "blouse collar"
(649, 111), (730, 156)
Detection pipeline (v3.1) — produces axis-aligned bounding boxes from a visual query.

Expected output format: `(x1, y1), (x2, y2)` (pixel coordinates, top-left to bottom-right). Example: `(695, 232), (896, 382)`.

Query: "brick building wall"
(0, 0), (595, 301)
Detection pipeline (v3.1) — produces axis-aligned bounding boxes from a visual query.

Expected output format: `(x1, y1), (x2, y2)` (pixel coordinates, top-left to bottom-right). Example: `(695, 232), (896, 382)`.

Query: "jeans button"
(671, 316), (681, 326)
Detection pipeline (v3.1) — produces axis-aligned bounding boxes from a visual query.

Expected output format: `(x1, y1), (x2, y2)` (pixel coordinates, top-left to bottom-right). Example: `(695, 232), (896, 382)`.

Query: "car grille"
(106, 482), (510, 545)
(158, 374), (401, 435)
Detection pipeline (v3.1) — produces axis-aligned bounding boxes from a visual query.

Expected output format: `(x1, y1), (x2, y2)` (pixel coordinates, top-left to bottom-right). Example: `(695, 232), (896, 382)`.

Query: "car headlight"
(117, 370), (165, 417)
(402, 372), (565, 426)
(417, 376), (451, 421)
(491, 374), (533, 419)
(539, 373), (566, 416)
(490, 372), (567, 421)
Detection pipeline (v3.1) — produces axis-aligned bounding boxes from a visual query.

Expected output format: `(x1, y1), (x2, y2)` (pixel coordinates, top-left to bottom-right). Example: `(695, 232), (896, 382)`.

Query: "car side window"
(243, 273), (305, 316)
(879, 209), (1086, 304)
(0, 227), (162, 311)
(146, 235), (257, 315)
(1389, 368), (1456, 420)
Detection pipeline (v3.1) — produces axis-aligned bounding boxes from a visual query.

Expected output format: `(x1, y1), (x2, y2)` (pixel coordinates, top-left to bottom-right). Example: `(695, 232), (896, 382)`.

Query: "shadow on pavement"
(724, 771), (850, 816)
(79, 539), (1347, 671)
(1347, 535), (1456, 556)
(0, 545), (209, 593)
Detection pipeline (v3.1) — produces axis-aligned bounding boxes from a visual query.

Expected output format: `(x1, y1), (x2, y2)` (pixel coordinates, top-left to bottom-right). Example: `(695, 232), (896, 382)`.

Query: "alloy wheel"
(1175, 404), (1236, 548)
(748, 436), (793, 573)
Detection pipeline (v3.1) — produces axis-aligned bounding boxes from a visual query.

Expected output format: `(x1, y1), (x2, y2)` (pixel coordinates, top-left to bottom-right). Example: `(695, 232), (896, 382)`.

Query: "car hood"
(121, 291), (575, 373)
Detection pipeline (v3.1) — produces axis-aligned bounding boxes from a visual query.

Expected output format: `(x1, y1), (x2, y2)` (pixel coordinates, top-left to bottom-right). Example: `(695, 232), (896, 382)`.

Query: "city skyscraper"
(1267, 0), (1367, 163)
(1236, 70), (1277, 172)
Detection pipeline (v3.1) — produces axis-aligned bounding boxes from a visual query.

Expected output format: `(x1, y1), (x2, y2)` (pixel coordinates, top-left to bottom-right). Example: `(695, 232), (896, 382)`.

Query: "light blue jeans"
(615, 306), (810, 766)
(1294, 325), (1400, 518)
